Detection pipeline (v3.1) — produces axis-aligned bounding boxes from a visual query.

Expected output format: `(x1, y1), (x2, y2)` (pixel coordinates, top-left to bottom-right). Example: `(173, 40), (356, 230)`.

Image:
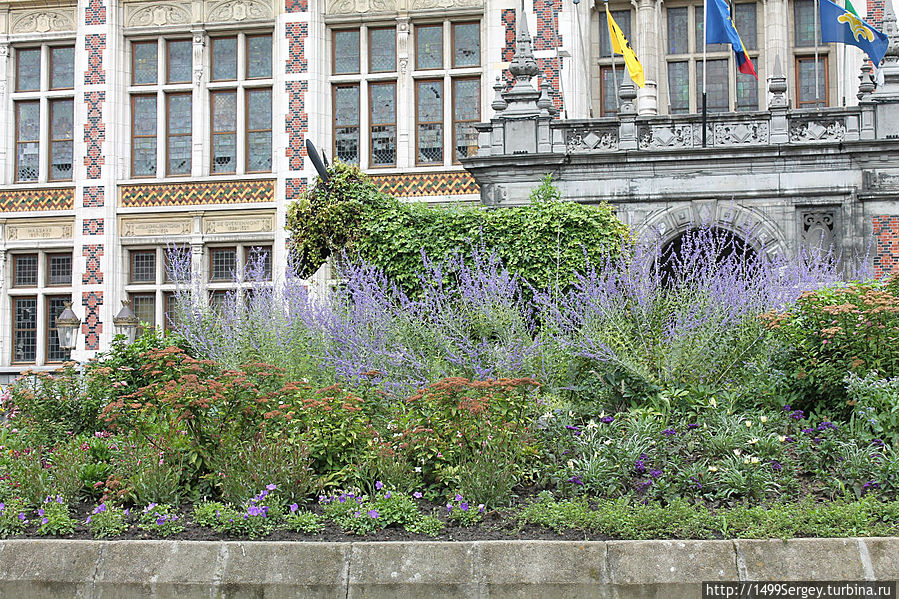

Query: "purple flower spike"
(266, 483), (277, 491)
(600, 416), (614, 424)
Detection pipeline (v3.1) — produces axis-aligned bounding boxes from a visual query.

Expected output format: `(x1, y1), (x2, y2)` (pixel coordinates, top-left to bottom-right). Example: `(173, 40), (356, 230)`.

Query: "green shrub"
(763, 281), (899, 415)
(0, 498), (29, 537)
(210, 436), (314, 505)
(282, 506), (325, 533)
(86, 503), (128, 538)
(286, 164), (628, 293)
(34, 495), (76, 536)
(138, 503), (184, 537)
(847, 372), (899, 449)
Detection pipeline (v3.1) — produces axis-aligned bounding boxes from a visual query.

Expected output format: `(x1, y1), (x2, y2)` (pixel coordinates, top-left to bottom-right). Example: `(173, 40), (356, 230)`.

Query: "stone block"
(735, 538), (866, 580)
(859, 538), (899, 580)
(220, 542), (349, 599)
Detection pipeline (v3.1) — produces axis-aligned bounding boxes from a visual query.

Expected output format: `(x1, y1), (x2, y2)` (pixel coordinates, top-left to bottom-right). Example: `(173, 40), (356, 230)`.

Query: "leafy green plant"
(210, 436), (314, 505)
(193, 502), (227, 528)
(445, 493), (484, 526)
(34, 495), (76, 536)
(847, 372), (899, 449)
(404, 514), (445, 537)
(287, 164), (627, 293)
(138, 503), (184, 537)
(764, 282), (899, 415)
(282, 504), (325, 533)
(86, 503), (128, 538)
(0, 498), (29, 537)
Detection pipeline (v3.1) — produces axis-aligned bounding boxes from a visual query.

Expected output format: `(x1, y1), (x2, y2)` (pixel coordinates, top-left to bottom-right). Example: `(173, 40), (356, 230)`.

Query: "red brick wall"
(873, 215), (899, 277)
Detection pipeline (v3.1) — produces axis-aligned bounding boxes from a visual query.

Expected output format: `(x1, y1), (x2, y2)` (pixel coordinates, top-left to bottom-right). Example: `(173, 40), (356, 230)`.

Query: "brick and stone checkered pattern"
(285, 81), (309, 171)
(83, 186), (105, 208)
(84, 34), (106, 86)
(873, 215), (899, 277)
(533, 0), (562, 51)
(83, 92), (106, 179)
(286, 23), (308, 74)
(867, 0), (885, 28)
(85, 0), (106, 25)
(82, 218), (104, 236)
(537, 57), (563, 113)
(82, 245), (104, 285)
(285, 0), (308, 13)
(81, 292), (104, 351)
(285, 178), (308, 201)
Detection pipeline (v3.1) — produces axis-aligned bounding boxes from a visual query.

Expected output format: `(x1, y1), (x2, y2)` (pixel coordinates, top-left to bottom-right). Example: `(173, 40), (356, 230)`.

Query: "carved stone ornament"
(713, 122), (770, 146)
(638, 124), (694, 149)
(204, 215), (274, 234)
(326, 0), (397, 13)
(126, 3), (191, 27)
(10, 10), (76, 34)
(566, 128), (619, 152)
(789, 119), (846, 142)
(801, 212), (836, 253)
(6, 222), (73, 241)
(121, 219), (192, 237)
(206, 0), (273, 22)
(0, 45), (9, 57)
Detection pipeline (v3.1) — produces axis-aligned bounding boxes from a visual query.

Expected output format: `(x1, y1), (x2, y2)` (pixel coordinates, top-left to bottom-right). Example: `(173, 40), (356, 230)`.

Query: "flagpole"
(702, 0), (708, 147)
(814, 0), (820, 108)
(605, 0), (620, 112)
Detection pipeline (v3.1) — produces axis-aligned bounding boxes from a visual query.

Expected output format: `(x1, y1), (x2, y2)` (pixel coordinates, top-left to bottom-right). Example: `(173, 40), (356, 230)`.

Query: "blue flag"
(820, 0), (889, 65)
(705, 0), (757, 78)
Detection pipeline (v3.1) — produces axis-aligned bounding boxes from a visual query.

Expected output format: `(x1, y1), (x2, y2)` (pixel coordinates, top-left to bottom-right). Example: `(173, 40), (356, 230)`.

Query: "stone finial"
(508, 0), (539, 86)
(768, 54), (788, 108)
(618, 78), (637, 114)
(492, 76), (508, 112)
(537, 81), (555, 114)
(858, 63), (876, 100)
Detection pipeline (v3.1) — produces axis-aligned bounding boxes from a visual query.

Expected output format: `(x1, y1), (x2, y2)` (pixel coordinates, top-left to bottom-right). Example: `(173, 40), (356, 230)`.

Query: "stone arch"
(632, 200), (788, 257)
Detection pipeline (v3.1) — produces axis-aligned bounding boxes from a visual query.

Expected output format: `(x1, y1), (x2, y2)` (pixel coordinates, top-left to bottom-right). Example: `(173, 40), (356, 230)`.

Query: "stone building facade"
(0, 0), (895, 373)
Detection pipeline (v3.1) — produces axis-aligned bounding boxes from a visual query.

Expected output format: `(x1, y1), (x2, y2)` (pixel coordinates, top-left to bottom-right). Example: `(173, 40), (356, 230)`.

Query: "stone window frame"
(125, 28), (274, 181)
(328, 16), (483, 171)
(10, 43), (76, 184)
(661, 1), (762, 114)
(595, 6), (634, 117)
(7, 249), (74, 365)
(789, 0), (835, 109)
(124, 245), (191, 332)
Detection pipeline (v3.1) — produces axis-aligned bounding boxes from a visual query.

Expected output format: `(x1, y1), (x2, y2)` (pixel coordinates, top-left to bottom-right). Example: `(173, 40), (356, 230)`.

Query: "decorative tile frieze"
(369, 172), (479, 197)
(0, 188), (75, 212)
(120, 179), (275, 207)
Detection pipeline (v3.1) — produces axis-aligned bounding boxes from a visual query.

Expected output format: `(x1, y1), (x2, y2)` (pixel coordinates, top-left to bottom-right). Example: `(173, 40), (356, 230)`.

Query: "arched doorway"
(658, 226), (760, 286)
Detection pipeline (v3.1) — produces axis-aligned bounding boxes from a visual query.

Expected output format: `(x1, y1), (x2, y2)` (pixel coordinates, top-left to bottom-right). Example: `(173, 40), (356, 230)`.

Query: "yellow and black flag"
(605, 6), (645, 88)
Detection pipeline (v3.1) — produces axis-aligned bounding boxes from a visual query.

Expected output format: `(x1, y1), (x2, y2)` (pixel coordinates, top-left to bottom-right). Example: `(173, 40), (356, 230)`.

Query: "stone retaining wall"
(0, 537), (897, 598)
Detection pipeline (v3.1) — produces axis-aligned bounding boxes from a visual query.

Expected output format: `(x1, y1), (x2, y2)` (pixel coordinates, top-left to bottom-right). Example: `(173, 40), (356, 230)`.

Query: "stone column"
(764, 0), (789, 97)
(635, 0), (659, 115)
(191, 30), (207, 178)
(0, 43), (8, 183)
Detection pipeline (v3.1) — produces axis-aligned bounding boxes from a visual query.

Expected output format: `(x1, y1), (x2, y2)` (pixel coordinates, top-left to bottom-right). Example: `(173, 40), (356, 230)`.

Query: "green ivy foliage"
(285, 163), (629, 291)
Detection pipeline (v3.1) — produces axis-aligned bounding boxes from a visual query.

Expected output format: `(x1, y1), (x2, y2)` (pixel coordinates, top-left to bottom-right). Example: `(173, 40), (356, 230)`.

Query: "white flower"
(710, 398), (718, 408)
(748, 438), (759, 445)
(733, 448), (742, 456)
(745, 421), (753, 428)
(750, 456), (759, 464)
(743, 458), (750, 465)
(603, 439), (612, 445)
(760, 416), (768, 424)
(708, 466), (718, 473)
(586, 420), (598, 430)
(778, 435), (787, 443)
(567, 459), (575, 469)
(414, 467), (422, 473)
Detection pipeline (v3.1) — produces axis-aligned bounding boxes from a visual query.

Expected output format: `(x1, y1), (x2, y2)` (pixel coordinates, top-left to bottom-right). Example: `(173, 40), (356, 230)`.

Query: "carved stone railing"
(483, 106), (871, 158)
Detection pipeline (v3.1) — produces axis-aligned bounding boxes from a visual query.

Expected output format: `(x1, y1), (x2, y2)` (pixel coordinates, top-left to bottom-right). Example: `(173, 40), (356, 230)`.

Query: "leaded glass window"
(416, 25), (443, 70)
(794, 0), (817, 47)
(15, 101), (40, 182)
(14, 255), (39, 287)
(245, 246), (273, 282)
(694, 6), (727, 52)
(167, 40), (192, 84)
(211, 91), (238, 174)
(334, 84), (360, 164)
(735, 3), (758, 50)
(16, 48), (40, 92)
(369, 83), (397, 167)
(47, 254), (73, 286)
(130, 293), (156, 336)
(247, 89), (273, 172)
(416, 80), (444, 164)
(667, 61), (690, 114)
(453, 78), (479, 162)
(797, 56), (828, 107)
(131, 251), (157, 283)
(452, 22), (479, 67)
(212, 37), (238, 81)
(737, 75), (759, 111)
(696, 58), (729, 112)
(46, 296), (69, 363)
(247, 35), (273, 79)
(601, 67), (621, 116)
(133, 41), (158, 85)
(667, 7), (689, 54)
(600, 10), (631, 58)
(369, 28), (396, 73)
(50, 47), (75, 89)
(167, 93), (192, 175)
(132, 95), (158, 177)
(210, 248), (237, 282)
(334, 30), (360, 74)
(49, 99), (74, 181)
(14, 298), (37, 364)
